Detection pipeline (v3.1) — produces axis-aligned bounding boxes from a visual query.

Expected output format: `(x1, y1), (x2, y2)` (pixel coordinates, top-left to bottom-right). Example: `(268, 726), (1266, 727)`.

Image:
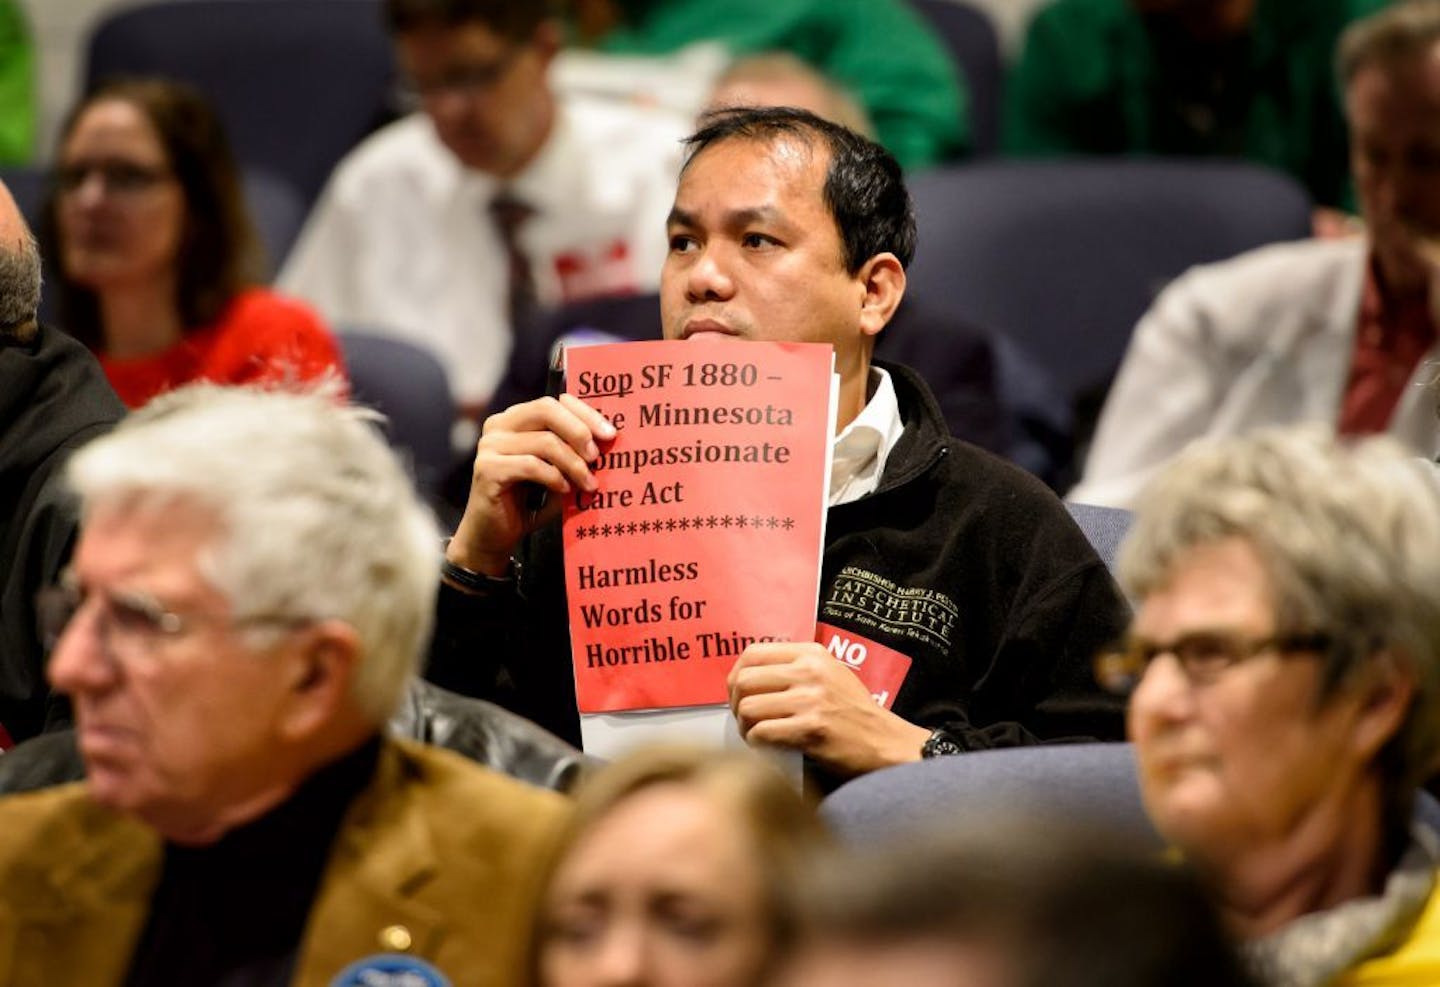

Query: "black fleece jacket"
(427, 363), (1128, 778)
(0, 325), (124, 743)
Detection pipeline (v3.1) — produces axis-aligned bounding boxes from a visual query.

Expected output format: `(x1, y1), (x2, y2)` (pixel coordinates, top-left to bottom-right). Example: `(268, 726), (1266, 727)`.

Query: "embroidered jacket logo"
(820, 566), (958, 651)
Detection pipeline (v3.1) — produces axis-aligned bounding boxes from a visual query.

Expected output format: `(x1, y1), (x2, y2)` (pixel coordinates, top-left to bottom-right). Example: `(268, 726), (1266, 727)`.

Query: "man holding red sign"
(430, 107), (1130, 785)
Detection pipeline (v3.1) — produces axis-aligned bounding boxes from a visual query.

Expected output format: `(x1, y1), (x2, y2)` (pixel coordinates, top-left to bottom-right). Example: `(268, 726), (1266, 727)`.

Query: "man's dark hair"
(383, 0), (553, 40)
(682, 106), (917, 273)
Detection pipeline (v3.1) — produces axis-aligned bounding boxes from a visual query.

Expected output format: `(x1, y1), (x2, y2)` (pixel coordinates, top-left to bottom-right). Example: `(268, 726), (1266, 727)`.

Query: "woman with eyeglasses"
(43, 78), (343, 408)
(531, 745), (824, 987)
(1104, 425), (1440, 986)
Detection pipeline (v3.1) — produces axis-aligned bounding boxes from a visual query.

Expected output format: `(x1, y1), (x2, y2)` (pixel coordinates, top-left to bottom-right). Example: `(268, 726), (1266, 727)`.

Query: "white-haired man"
(0, 385), (568, 987)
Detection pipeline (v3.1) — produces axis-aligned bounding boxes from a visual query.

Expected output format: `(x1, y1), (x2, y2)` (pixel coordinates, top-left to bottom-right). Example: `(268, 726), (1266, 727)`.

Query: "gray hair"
(1338, 0), (1440, 84)
(1120, 426), (1440, 803)
(0, 229), (41, 344)
(65, 382), (441, 724)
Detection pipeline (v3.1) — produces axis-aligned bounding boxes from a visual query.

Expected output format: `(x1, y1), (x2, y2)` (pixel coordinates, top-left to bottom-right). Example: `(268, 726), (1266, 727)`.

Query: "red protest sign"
(562, 340), (835, 713)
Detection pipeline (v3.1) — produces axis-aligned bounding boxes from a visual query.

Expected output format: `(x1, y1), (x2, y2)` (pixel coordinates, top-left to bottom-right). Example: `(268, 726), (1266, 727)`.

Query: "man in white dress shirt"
(280, 0), (688, 420)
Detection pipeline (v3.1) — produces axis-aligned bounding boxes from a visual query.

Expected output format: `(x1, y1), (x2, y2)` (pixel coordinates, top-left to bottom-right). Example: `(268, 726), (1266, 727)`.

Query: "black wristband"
(920, 728), (965, 759)
(440, 549), (518, 594)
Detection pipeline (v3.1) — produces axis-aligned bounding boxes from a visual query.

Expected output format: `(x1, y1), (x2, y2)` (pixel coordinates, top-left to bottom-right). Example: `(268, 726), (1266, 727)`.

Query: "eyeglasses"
(54, 160), (173, 198)
(37, 577), (311, 662)
(1093, 630), (1331, 694)
(396, 47), (523, 107)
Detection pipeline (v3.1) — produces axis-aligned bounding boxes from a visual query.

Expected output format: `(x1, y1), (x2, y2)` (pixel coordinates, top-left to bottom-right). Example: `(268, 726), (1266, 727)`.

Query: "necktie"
(489, 189), (537, 329)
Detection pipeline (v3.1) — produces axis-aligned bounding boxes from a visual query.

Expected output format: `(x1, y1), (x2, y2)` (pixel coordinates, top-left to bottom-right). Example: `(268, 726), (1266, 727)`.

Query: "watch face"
(922, 732), (964, 759)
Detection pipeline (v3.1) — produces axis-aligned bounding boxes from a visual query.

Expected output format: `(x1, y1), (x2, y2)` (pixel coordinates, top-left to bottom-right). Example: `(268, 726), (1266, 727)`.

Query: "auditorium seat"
(242, 168), (307, 275)
(909, 0), (1004, 156)
(84, 0), (395, 208)
(338, 329), (455, 505)
(822, 742), (1160, 846)
(902, 159), (1313, 427)
(822, 742), (1440, 847)
(1064, 500), (1131, 578)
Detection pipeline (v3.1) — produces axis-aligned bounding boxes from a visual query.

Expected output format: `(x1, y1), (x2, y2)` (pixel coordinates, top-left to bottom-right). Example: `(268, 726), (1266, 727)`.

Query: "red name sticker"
(815, 622), (912, 710)
(553, 239), (636, 302)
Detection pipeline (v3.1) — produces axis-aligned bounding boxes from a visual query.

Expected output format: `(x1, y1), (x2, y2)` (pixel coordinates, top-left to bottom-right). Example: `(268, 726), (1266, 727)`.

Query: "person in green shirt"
(0, 0), (36, 165)
(1004, 0), (1383, 208)
(568, 0), (968, 169)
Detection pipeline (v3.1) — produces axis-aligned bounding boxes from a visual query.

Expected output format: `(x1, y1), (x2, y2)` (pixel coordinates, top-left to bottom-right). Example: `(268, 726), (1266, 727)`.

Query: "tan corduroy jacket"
(0, 737), (570, 987)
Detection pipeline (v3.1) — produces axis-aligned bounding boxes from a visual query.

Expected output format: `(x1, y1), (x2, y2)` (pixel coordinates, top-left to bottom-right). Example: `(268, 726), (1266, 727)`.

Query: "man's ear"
(1348, 651), (1417, 764)
(856, 253), (906, 341)
(533, 18), (563, 65)
(278, 620), (362, 742)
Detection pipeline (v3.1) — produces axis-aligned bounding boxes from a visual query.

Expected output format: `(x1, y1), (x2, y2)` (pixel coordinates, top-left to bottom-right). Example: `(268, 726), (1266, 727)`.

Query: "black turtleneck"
(122, 736), (382, 987)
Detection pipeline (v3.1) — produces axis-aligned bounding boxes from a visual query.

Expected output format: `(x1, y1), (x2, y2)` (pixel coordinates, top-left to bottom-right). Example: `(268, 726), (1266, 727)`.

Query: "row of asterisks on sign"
(572, 515), (798, 539)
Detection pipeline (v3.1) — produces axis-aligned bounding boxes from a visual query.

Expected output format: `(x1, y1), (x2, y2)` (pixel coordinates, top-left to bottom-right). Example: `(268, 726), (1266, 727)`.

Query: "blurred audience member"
(532, 746), (823, 987)
(281, 0), (686, 423)
(1074, 1), (1440, 508)
(707, 53), (873, 136)
(1005, 0), (1376, 208)
(775, 820), (1253, 987)
(43, 78), (342, 410)
(1104, 426), (1440, 985)
(566, 0), (967, 169)
(0, 177), (122, 748)
(0, 0), (35, 164)
(0, 384), (569, 985)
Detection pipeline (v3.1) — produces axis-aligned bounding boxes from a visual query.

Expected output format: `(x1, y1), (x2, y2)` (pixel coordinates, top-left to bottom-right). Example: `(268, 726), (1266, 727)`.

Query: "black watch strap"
(920, 728), (965, 759)
(440, 545), (518, 595)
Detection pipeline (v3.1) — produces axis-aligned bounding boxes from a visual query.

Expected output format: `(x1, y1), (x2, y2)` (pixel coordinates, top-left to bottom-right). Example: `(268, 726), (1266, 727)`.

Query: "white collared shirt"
(829, 367), (904, 506)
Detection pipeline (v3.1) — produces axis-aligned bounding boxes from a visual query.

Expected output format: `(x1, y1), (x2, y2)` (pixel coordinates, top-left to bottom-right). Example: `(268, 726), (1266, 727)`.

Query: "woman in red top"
(43, 78), (344, 408)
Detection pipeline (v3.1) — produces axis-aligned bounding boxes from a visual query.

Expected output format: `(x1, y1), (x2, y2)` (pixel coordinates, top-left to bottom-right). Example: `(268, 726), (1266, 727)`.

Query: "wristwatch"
(441, 541), (520, 595)
(920, 728), (965, 759)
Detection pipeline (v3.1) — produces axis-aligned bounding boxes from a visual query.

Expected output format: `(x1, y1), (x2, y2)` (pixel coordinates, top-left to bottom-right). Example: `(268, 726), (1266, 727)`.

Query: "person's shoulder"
(389, 739), (571, 836)
(3, 324), (124, 440)
(0, 784), (137, 880)
(557, 91), (690, 163)
(942, 433), (1070, 506)
(223, 287), (331, 334)
(1010, 0), (1137, 110)
(323, 114), (458, 200)
(890, 366), (1087, 527)
(1026, 0), (1134, 37)
(1342, 865), (1440, 981)
(924, 438), (1113, 581)
(1165, 237), (1364, 305)
(892, 361), (1070, 505)
(1191, 236), (1361, 279)
(0, 781), (89, 835)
